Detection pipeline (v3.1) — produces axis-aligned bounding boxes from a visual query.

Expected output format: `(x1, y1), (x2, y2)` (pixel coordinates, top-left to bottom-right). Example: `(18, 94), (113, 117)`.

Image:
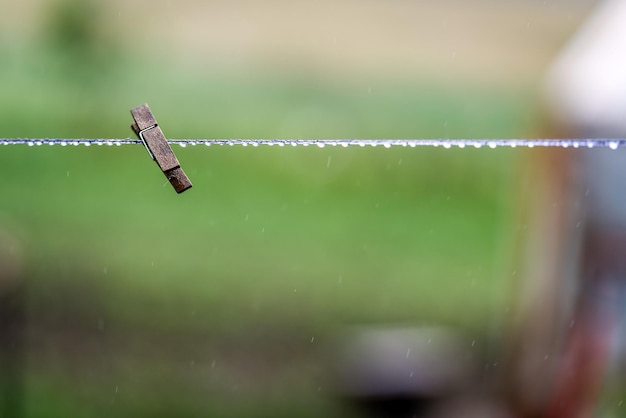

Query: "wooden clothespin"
(130, 103), (192, 193)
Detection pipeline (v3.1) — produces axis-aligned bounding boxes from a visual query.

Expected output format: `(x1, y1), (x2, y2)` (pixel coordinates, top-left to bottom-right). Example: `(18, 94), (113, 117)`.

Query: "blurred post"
(505, 1), (626, 416)
(0, 226), (24, 418)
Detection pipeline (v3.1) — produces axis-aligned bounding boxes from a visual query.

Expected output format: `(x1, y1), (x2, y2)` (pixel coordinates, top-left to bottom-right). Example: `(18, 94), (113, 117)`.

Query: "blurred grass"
(0, 30), (536, 415)
(0, 45), (530, 331)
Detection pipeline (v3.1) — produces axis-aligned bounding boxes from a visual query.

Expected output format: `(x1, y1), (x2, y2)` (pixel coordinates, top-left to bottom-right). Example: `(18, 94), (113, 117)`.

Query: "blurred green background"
(0, 0), (594, 417)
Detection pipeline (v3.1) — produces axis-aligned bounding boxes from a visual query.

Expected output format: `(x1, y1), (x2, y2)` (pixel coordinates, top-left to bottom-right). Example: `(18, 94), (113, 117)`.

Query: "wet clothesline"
(2, 138), (626, 149)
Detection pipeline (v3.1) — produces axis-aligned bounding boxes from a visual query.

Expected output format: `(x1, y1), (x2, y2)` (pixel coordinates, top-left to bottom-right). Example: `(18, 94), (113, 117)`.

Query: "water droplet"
(609, 141), (619, 150)
(317, 143), (325, 148)
(473, 142), (482, 149)
(84, 142), (91, 147)
(383, 142), (391, 149)
(179, 142), (187, 148)
(457, 143), (465, 149)
(488, 141), (497, 149)
(60, 141), (67, 146)
(443, 142), (451, 149)
(27, 141), (34, 147)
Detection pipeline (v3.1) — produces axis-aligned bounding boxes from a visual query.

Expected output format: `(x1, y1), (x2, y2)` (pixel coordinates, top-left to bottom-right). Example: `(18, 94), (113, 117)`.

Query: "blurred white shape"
(337, 327), (476, 398)
(545, 0), (626, 135)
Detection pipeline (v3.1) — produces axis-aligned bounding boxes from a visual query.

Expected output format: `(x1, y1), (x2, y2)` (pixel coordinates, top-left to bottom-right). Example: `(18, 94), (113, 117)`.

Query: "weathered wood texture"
(130, 104), (192, 193)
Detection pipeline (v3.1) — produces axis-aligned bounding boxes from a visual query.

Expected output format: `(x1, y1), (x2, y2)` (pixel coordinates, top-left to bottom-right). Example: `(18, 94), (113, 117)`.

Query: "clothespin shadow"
(130, 103), (192, 194)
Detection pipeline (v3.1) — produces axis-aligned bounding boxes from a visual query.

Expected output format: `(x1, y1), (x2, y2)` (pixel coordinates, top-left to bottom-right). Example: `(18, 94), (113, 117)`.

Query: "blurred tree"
(43, 0), (121, 82)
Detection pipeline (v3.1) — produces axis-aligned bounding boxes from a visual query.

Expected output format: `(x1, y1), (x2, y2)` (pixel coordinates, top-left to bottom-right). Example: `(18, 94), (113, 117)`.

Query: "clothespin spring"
(136, 124), (157, 161)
